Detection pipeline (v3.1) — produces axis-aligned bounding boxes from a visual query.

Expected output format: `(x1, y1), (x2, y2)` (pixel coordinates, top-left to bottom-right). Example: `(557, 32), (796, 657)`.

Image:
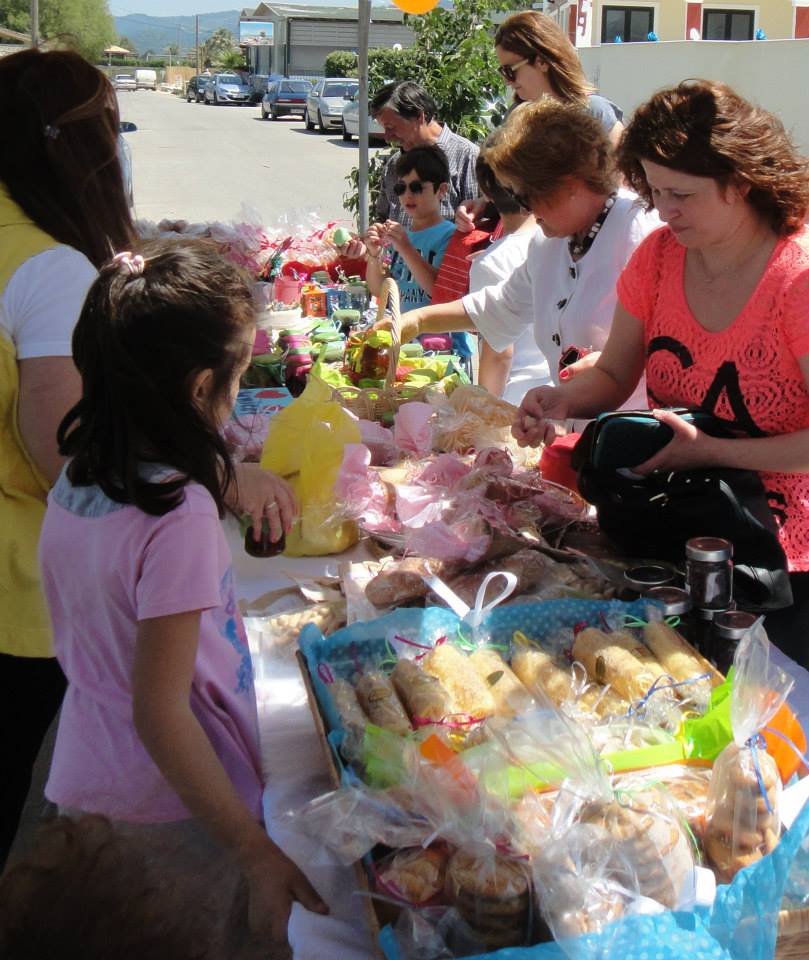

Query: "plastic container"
(539, 433), (580, 493)
(623, 563), (678, 594)
(711, 610), (759, 674)
(301, 287), (327, 319)
(685, 537), (733, 609)
(241, 515), (285, 558)
(273, 275), (300, 304)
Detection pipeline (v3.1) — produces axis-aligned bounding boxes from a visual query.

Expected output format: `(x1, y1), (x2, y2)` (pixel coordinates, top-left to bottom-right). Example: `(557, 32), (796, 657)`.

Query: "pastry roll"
(577, 683), (630, 719)
(468, 648), (533, 717)
(391, 658), (457, 723)
(422, 643), (496, 717)
(327, 678), (368, 760)
(354, 671), (412, 736)
(643, 620), (720, 686)
(511, 648), (573, 706)
(572, 628), (661, 703)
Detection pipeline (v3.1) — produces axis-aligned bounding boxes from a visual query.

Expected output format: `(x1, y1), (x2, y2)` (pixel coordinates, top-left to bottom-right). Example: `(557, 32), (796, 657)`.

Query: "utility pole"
(30, 0), (39, 47)
(196, 15), (201, 73)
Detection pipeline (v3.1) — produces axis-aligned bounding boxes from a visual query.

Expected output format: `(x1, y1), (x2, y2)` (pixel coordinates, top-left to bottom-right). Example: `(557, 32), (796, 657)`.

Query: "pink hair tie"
(111, 252), (145, 277)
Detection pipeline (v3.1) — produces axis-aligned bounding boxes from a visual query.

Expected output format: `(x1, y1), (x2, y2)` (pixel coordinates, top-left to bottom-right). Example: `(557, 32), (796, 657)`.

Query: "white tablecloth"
(228, 515), (809, 960)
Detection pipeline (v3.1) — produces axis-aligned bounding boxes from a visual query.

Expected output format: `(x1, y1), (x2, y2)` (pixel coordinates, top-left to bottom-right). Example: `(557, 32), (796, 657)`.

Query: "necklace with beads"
(569, 192), (617, 260)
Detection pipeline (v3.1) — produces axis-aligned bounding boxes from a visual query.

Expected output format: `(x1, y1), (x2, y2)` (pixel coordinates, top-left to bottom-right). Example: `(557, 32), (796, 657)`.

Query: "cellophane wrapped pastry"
(355, 670), (412, 736)
(703, 621), (792, 882)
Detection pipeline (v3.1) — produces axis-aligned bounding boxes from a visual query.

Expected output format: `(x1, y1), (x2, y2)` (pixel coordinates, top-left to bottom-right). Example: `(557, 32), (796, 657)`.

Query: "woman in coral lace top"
(513, 80), (809, 665)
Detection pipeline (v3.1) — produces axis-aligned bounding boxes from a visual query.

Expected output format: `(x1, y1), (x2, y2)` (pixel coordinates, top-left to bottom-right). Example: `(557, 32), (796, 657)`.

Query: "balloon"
(392, 0), (440, 13)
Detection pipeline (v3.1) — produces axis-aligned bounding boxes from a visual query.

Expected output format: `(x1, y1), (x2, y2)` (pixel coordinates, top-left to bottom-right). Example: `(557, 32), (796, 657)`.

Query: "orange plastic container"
(539, 432), (581, 494)
(765, 701), (807, 783)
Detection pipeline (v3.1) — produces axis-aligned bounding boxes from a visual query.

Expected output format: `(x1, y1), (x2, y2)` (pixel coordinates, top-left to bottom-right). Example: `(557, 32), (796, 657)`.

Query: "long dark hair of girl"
(0, 48), (135, 268)
(57, 239), (256, 517)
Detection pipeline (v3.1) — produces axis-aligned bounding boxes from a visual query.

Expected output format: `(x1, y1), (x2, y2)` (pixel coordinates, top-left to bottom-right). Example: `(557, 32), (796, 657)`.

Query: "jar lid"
(644, 586), (692, 616)
(685, 537), (733, 562)
(695, 603), (736, 622)
(714, 610), (758, 640)
(623, 564), (677, 592)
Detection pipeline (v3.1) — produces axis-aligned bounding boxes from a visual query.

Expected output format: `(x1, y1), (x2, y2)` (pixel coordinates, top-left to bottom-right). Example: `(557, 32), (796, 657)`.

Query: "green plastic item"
(681, 671), (734, 762)
(310, 270), (331, 284)
(400, 342), (425, 358)
(332, 308), (361, 326)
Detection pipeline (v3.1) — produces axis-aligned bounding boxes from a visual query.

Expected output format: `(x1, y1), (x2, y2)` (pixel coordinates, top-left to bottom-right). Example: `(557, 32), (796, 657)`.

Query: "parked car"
(261, 78), (312, 120)
(204, 72), (252, 105)
(134, 68), (157, 91)
(340, 93), (385, 142)
(304, 78), (359, 133)
(113, 73), (136, 92)
(185, 75), (211, 102)
(250, 73), (282, 103)
(118, 120), (137, 208)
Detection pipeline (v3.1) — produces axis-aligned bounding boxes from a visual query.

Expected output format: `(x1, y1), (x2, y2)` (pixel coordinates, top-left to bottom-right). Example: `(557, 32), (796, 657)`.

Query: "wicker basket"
(332, 277), (425, 422)
(777, 906), (809, 959)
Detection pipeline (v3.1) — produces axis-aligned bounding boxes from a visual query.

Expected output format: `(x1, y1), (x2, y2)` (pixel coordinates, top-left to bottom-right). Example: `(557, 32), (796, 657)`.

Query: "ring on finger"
(267, 501), (280, 512)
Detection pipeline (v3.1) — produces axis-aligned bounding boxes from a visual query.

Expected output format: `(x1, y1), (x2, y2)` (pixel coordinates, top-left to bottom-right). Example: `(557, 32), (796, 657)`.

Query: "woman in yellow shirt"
(0, 49), (136, 865)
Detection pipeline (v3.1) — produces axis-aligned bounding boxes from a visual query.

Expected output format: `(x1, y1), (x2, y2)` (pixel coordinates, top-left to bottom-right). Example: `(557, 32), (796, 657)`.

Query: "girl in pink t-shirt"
(39, 241), (327, 949)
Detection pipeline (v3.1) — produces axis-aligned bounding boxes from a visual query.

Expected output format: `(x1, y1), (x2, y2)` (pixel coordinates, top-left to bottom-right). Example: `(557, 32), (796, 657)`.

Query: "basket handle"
(375, 277), (402, 389)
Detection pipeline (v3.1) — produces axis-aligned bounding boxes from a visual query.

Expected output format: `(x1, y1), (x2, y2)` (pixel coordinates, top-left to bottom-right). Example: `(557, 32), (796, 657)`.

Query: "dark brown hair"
(494, 11), (592, 104)
(0, 48), (135, 267)
(485, 98), (617, 205)
(0, 816), (217, 959)
(618, 79), (809, 236)
(58, 239), (256, 517)
(477, 130), (522, 215)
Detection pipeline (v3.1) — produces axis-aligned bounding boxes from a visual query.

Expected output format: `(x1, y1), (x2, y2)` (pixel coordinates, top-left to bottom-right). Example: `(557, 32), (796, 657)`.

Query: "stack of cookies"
(704, 742), (781, 883)
(447, 848), (532, 951)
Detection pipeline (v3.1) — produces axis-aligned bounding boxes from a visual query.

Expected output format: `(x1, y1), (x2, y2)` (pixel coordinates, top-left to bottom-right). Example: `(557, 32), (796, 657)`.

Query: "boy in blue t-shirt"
(365, 145), (456, 316)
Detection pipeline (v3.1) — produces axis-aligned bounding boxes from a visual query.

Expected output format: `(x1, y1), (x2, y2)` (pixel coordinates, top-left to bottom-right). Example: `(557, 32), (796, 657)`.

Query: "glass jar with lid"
(685, 537), (733, 610)
(712, 610), (759, 674)
(644, 586), (694, 644)
(623, 564), (678, 597)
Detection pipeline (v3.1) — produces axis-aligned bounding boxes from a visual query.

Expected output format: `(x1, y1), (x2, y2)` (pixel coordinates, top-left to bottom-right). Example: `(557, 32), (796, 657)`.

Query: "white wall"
(579, 39), (809, 155)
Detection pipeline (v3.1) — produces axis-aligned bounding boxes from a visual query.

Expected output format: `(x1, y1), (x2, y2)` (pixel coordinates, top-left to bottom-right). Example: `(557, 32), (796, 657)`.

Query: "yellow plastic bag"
(260, 375), (361, 556)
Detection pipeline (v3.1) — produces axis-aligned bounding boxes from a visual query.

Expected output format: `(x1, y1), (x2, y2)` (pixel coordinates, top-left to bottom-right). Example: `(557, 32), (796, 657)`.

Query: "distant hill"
(113, 10), (241, 56)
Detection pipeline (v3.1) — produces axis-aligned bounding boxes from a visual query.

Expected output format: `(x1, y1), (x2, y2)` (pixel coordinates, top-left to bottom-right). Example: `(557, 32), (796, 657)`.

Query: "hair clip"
(111, 251), (145, 277)
(43, 124), (60, 140)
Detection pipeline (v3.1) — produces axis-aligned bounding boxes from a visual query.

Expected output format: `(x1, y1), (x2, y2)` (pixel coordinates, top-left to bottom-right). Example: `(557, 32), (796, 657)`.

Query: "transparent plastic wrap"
(703, 620), (793, 883)
(285, 783), (433, 866)
(375, 845), (450, 908)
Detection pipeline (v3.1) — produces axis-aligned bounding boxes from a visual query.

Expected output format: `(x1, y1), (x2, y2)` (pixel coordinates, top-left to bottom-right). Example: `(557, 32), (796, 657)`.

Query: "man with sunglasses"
(371, 81), (479, 229)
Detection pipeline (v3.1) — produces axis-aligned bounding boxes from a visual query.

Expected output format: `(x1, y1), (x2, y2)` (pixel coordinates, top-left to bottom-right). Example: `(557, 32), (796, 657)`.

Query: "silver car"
(114, 73), (137, 92)
(340, 94), (385, 142)
(204, 73), (251, 105)
(304, 79), (359, 133)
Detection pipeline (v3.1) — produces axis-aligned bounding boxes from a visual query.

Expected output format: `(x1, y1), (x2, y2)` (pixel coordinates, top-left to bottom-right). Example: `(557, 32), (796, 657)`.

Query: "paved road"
(118, 89), (387, 227)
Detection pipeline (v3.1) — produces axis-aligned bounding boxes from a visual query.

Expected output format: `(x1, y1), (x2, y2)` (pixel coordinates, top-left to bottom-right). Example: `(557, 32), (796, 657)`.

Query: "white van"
(134, 68), (157, 91)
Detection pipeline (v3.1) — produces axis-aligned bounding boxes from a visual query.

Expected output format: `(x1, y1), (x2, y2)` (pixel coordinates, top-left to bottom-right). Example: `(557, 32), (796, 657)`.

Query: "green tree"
(1, 0), (117, 62)
(218, 48), (246, 70)
(117, 34), (137, 55)
(201, 26), (236, 67)
(342, 0), (513, 224)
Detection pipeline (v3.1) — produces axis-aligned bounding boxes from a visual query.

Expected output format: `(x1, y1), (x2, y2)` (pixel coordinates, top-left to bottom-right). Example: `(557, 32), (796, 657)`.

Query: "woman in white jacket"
(395, 98), (660, 409)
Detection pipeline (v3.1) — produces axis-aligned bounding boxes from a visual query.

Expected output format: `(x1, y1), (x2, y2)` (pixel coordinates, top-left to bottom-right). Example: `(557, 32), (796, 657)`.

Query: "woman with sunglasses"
(495, 11), (623, 144)
(390, 98), (658, 405)
(456, 11), (622, 235)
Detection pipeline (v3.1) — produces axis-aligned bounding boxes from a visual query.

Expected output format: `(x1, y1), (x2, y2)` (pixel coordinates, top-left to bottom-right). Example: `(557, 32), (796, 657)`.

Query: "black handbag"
(573, 411), (793, 612)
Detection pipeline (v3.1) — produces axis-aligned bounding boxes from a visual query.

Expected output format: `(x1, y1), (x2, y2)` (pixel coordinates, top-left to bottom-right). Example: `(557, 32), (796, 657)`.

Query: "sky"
(109, 0), (354, 14)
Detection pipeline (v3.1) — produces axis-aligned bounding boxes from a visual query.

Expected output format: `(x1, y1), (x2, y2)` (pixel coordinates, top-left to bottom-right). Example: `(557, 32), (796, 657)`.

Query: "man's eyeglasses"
(503, 184), (532, 212)
(393, 180), (426, 197)
(497, 57), (532, 83)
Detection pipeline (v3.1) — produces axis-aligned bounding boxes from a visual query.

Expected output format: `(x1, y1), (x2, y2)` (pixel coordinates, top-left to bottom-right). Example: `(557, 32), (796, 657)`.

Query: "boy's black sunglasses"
(394, 180), (425, 196)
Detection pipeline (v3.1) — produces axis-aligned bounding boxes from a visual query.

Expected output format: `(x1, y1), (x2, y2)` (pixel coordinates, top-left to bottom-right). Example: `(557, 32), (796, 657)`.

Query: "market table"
(226, 516), (809, 960)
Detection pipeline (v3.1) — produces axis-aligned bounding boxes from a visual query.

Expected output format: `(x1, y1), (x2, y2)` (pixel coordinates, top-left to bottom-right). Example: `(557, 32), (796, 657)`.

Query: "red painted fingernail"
(559, 368), (570, 381)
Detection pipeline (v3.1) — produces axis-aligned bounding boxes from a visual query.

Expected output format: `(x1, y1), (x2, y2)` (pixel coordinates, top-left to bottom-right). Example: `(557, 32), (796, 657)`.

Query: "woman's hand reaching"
(512, 386), (570, 448)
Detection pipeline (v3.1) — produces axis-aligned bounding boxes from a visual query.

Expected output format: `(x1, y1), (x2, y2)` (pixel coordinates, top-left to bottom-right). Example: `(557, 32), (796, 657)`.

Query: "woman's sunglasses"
(497, 57), (532, 83)
(393, 180), (426, 196)
(503, 184), (532, 212)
